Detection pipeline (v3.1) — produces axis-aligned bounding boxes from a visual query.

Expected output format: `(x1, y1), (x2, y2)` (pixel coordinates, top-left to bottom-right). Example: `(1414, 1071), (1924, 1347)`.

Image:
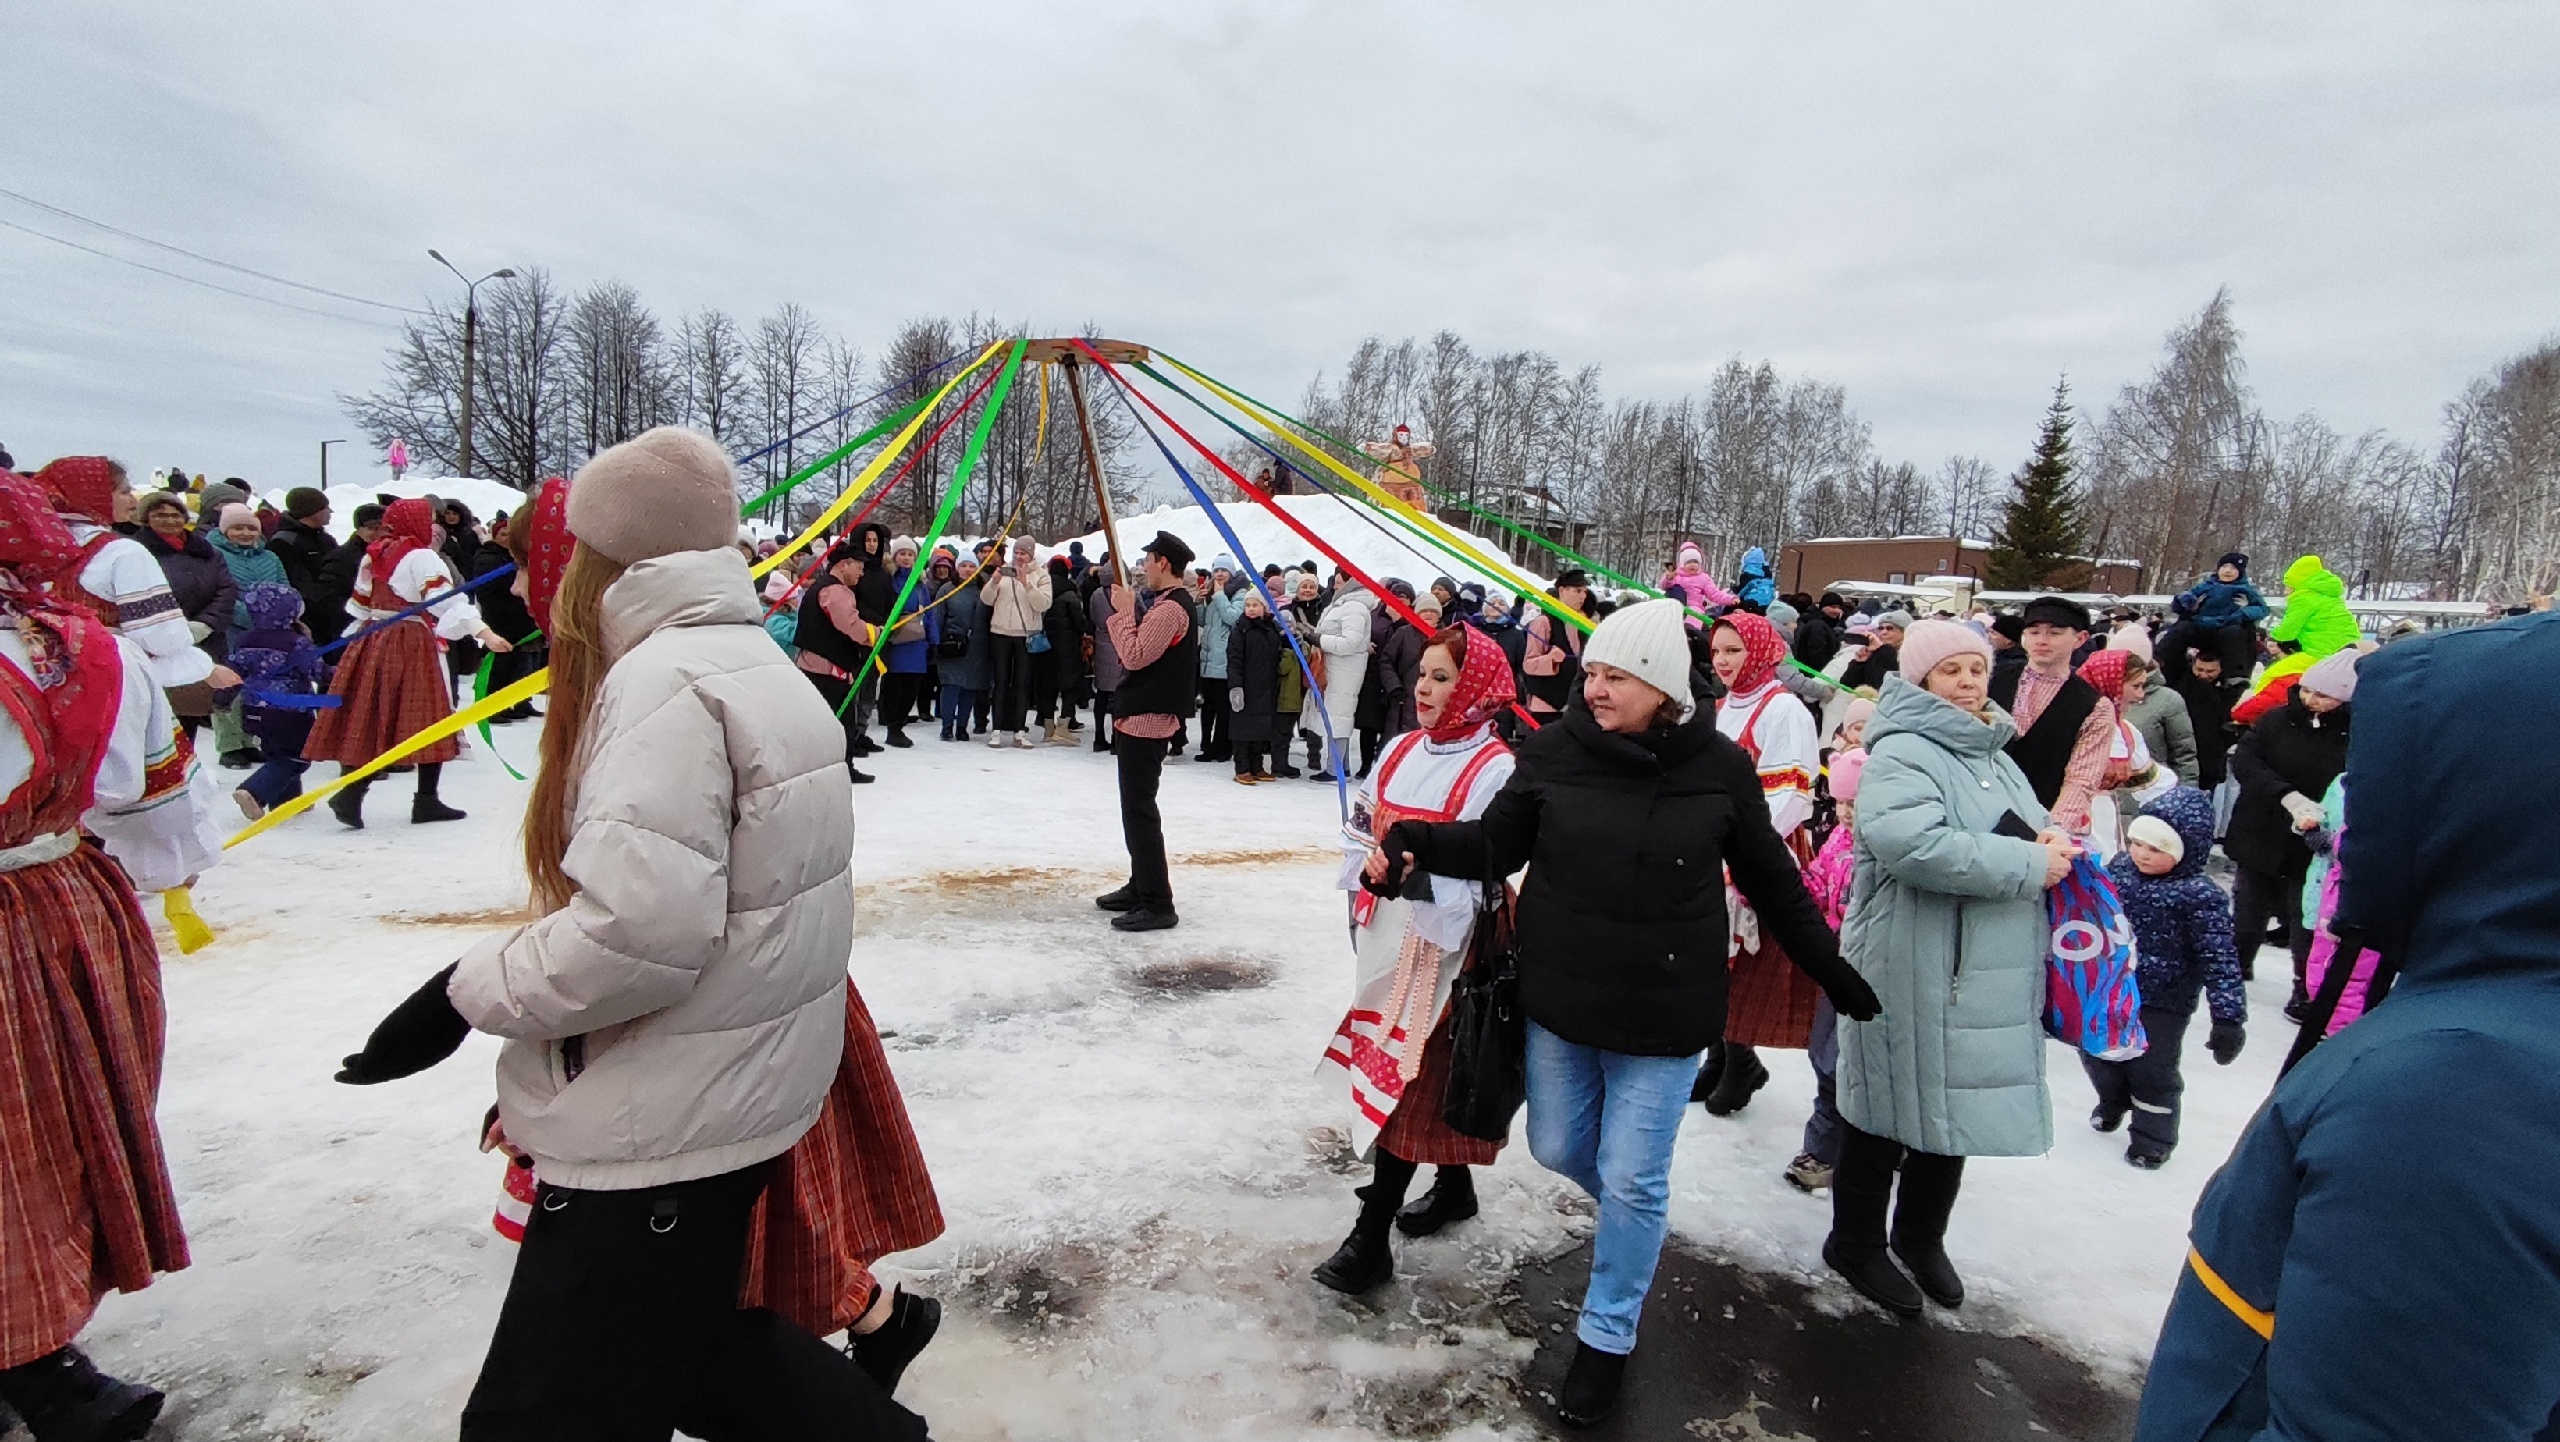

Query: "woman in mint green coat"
(1829, 620), (2080, 1319)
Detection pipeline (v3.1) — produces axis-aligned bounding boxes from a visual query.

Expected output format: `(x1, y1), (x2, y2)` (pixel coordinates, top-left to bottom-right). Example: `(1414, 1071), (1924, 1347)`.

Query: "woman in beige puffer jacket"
(333, 428), (928, 1440)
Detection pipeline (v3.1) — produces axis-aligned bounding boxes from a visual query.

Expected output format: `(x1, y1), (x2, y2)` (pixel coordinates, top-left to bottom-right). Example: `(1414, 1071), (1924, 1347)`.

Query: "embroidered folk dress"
(303, 546), (484, 767)
(1717, 676), (1825, 1049)
(0, 620), (209, 1366)
(1320, 722), (1514, 1164)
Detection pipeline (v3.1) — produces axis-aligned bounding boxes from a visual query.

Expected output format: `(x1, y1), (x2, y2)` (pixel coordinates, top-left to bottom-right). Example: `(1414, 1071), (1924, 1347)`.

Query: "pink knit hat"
(1898, 617), (1994, 681)
(1828, 746), (1869, 803)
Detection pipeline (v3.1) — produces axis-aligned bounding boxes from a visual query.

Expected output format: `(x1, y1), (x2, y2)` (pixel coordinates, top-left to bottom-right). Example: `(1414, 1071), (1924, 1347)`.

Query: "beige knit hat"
(566, 426), (739, 564)
(1582, 597), (1697, 721)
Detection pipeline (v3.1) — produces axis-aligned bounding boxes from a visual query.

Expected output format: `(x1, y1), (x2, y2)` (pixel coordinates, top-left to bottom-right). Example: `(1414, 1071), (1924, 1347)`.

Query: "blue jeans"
(936, 684), (977, 735)
(241, 755), (309, 809)
(1524, 1019), (1704, 1354)
(1802, 997), (1842, 1165)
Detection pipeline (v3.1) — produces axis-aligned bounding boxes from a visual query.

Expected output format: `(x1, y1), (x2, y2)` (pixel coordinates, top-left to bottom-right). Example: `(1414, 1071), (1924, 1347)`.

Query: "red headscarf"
(0, 472), (123, 810)
(1712, 612), (1788, 696)
(2078, 648), (2132, 703)
(33, 456), (120, 526)
(367, 497), (436, 596)
(1423, 626), (1517, 741)
(522, 477), (574, 636)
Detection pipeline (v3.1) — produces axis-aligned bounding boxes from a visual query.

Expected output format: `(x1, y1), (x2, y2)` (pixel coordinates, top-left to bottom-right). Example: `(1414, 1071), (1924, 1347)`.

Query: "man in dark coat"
(266, 487), (356, 646)
(1793, 593), (1845, 670)
(2135, 613), (2560, 1442)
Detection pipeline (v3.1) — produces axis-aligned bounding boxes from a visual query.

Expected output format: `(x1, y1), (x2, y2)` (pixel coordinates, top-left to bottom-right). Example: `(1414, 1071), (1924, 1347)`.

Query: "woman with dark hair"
(1374, 598), (1878, 1428)
(132, 491), (235, 739)
(1520, 569), (1591, 720)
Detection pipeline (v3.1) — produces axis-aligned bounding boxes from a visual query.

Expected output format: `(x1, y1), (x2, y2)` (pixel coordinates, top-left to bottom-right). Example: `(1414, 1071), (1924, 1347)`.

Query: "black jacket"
(473, 538), (538, 644)
(2171, 671), (2241, 789)
(1794, 611), (1842, 671)
(1225, 612), (1287, 743)
(2223, 691), (2351, 881)
(266, 516), (356, 645)
(140, 527), (236, 664)
(1375, 621), (1428, 734)
(1840, 642), (1898, 692)
(1389, 696), (1857, 1056)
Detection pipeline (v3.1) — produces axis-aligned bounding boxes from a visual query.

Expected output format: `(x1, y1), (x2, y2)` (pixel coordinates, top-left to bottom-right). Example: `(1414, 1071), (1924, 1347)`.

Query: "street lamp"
(320, 438), (348, 488)
(428, 249), (517, 482)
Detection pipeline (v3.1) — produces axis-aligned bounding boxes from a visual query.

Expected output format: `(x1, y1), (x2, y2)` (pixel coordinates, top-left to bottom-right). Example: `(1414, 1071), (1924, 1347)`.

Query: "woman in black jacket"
(2225, 651), (2356, 1018)
(1224, 592), (1287, 781)
(137, 492), (236, 737)
(1374, 598), (1878, 1428)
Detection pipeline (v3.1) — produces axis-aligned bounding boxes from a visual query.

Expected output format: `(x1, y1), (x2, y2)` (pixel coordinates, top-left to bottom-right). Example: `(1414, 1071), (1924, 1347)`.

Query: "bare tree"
(472, 269), (572, 491)
(564, 280), (675, 463)
(746, 303), (827, 494)
(675, 308), (747, 445)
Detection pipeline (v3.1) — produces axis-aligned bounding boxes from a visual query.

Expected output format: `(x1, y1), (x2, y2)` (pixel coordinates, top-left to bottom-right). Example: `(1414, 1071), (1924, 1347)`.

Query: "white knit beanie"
(2126, 813), (2185, 864)
(1582, 597), (1696, 722)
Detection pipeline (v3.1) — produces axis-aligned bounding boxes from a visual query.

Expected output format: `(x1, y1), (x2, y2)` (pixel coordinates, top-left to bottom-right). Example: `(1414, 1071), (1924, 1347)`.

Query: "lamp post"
(427, 250), (517, 481)
(320, 438), (348, 488)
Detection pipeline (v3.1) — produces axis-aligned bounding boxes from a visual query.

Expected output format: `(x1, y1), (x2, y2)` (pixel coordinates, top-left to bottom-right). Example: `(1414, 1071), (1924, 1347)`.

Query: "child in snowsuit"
(1784, 746), (1867, 1192)
(1734, 546), (1778, 613)
(221, 581), (328, 820)
(1659, 541), (1736, 630)
(2086, 785), (2247, 1167)
(2177, 552), (2269, 671)
(2297, 776), (2379, 1038)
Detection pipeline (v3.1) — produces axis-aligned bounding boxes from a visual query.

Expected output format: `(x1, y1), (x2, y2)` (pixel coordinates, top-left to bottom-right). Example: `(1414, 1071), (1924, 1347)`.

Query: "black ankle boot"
(1827, 1126), (1923, 1318)
(1689, 1042), (1726, 1103)
(1702, 1043), (1768, 1116)
(1395, 1166), (1478, 1237)
(1890, 1151), (1967, 1309)
(412, 762), (466, 823)
(0, 1347), (165, 1442)
(328, 776), (372, 830)
(1313, 1157), (1415, 1295)
(1554, 1341), (1629, 1428)
(846, 1286), (941, 1395)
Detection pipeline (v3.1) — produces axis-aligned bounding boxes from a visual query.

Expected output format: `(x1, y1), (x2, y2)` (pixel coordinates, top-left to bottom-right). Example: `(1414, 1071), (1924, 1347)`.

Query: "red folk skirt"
(1724, 937), (1821, 1050)
(1374, 1005), (1503, 1168)
(737, 985), (944, 1336)
(0, 846), (190, 1367)
(302, 617), (460, 768)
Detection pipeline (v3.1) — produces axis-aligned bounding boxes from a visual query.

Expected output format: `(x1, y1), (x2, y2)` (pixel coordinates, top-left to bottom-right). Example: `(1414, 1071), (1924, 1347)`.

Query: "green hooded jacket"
(2268, 555), (2360, 659)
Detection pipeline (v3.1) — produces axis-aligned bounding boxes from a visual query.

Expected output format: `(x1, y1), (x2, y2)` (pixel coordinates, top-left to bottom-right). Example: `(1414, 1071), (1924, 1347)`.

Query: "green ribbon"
(836, 340), (1027, 715)
(471, 630), (545, 780)
(739, 397), (930, 520)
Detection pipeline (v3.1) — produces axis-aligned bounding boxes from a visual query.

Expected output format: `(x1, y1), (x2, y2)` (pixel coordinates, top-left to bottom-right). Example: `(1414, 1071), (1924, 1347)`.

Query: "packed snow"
(84, 717), (2291, 1439)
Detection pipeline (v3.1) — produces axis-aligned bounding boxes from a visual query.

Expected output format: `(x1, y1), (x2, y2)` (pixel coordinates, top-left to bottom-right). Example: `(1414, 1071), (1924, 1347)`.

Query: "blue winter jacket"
(2180, 575), (2269, 632)
(1737, 547), (1778, 611)
(2135, 613), (2560, 1442)
(1198, 583), (1244, 681)
(881, 566), (939, 675)
(2105, 786), (2244, 1024)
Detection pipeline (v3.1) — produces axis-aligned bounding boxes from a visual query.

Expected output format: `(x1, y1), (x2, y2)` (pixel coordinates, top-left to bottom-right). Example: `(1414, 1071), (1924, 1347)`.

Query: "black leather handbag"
(1441, 884), (1527, 1142)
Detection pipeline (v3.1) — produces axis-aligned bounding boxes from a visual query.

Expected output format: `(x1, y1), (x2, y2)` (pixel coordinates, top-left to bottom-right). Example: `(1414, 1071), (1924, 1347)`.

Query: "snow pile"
(87, 724), (2269, 1437)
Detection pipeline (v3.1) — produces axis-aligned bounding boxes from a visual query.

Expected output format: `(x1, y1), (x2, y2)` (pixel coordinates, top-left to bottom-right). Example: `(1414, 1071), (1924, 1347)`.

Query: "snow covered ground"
(87, 718), (2290, 1439)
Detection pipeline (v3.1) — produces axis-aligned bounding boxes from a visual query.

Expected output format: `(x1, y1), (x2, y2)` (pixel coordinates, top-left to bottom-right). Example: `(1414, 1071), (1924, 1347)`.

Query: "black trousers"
(461, 1164), (927, 1442)
(880, 672), (924, 734)
(1115, 733), (1172, 909)
(1029, 649), (1060, 726)
(2082, 1005), (2193, 1154)
(1195, 679), (1231, 759)
(2231, 864), (2313, 989)
(1233, 740), (1266, 777)
(988, 635), (1034, 733)
(803, 671), (865, 768)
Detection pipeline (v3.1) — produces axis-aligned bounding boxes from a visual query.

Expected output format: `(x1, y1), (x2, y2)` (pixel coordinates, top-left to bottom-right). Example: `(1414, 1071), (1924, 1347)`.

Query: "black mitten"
(337, 963), (470, 1084)
(2209, 1020), (2246, 1066)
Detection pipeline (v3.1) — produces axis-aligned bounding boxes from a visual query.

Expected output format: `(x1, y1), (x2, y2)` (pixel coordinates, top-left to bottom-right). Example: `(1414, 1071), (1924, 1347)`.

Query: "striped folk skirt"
(0, 845), (189, 1367)
(1725, 937), (1821, 1050)
(303, 618), (460, 768)
(738, 984), (944, 1337)
(1374, 1007), (1504, 1168)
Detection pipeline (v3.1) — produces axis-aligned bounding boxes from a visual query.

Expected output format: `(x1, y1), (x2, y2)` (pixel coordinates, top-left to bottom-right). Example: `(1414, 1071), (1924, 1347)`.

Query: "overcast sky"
(6, 2), (2555, 498)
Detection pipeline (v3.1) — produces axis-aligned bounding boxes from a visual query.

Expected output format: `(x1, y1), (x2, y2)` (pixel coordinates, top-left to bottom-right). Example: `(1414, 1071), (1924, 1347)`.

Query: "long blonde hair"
(523, 539), (627, 913)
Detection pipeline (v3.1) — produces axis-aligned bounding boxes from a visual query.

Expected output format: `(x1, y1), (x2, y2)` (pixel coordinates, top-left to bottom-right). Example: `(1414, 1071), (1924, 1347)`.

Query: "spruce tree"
(1987, 379), (2092, 591)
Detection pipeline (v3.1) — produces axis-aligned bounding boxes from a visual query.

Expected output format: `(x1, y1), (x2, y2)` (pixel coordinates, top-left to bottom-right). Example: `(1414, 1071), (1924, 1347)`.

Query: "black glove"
(1360, 848), (1413, 898)
(337, 963), (470, 1084)
(1820, 968), (1883, 1023)
(2208, 1020), (2245, 1066)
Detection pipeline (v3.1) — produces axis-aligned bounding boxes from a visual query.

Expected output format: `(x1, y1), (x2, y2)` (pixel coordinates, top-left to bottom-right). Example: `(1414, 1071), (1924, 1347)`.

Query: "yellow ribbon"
(1157, 355), (1596, 636)
(2187, 1246), (2275, 1341)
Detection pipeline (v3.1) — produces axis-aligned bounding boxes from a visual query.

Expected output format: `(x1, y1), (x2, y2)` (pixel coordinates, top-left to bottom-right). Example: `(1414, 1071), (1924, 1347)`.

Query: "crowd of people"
(2, 426), (2554, 1440)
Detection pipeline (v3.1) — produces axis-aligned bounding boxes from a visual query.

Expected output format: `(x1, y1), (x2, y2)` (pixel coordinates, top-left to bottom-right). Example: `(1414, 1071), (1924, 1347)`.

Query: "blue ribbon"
(1105, 374), (1351, 821)
(317, 563), (513, 659)
(243, 687), (342, 710)
(725, 351), (972, 472)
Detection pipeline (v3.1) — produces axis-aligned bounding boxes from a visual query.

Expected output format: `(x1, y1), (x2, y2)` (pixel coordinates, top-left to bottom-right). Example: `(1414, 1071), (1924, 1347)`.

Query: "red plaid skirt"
(1725, 938), (1820, 1050)
(0, 847), (189, 1367)
(302, 618), (459, 767)
(737, 984), (943, 1336)
(1375, 1005), (1504, 1168)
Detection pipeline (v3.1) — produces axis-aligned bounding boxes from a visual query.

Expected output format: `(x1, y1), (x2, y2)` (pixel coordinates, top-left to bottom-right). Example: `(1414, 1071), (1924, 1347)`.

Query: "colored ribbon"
(224, 668), (549, 848)
(738, 396), (928, 521)
(317, 563), (513, 659)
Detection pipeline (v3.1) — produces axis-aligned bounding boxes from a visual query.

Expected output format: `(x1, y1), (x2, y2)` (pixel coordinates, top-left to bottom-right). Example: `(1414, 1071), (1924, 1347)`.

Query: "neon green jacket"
(2269, 555), (2359, 659)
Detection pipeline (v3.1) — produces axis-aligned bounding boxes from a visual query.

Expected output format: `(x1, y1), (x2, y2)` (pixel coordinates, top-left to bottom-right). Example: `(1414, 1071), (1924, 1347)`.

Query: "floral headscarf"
(2078, 648), (2132, 703)
(33, 456), (120, 527)
(1711, 612), (1789, 696)
(1424, 625), (1518, 742)
(520, 477), (574, 636)
(0, 469), (85, 587)
(0, 471), (122, 810)
(366, 498), (436, 594)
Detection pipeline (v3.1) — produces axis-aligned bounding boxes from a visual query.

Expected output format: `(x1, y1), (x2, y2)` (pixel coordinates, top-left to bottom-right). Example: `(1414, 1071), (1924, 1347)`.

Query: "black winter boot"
(1312, 1153), (1417, 1295)
(412, 762), (466, 823)
(1889, 1150), (1968, 1309)
(846, 1285), (941, 1395)
(328, 775), (372, 830)
(1825, 1125), (1923, 1318)
(1689, 1042), (1727, 1103)
(0, 1347), (165, 1442)
(1701, 1043), (1769, 1116)
(1554, 1341), (1629, 1429)
(1395, 1166), (1478, 1237)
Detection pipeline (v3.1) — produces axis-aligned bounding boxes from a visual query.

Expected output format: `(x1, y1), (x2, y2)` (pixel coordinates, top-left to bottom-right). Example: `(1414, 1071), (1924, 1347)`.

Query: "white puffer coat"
(449, 547), (856, 1190)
